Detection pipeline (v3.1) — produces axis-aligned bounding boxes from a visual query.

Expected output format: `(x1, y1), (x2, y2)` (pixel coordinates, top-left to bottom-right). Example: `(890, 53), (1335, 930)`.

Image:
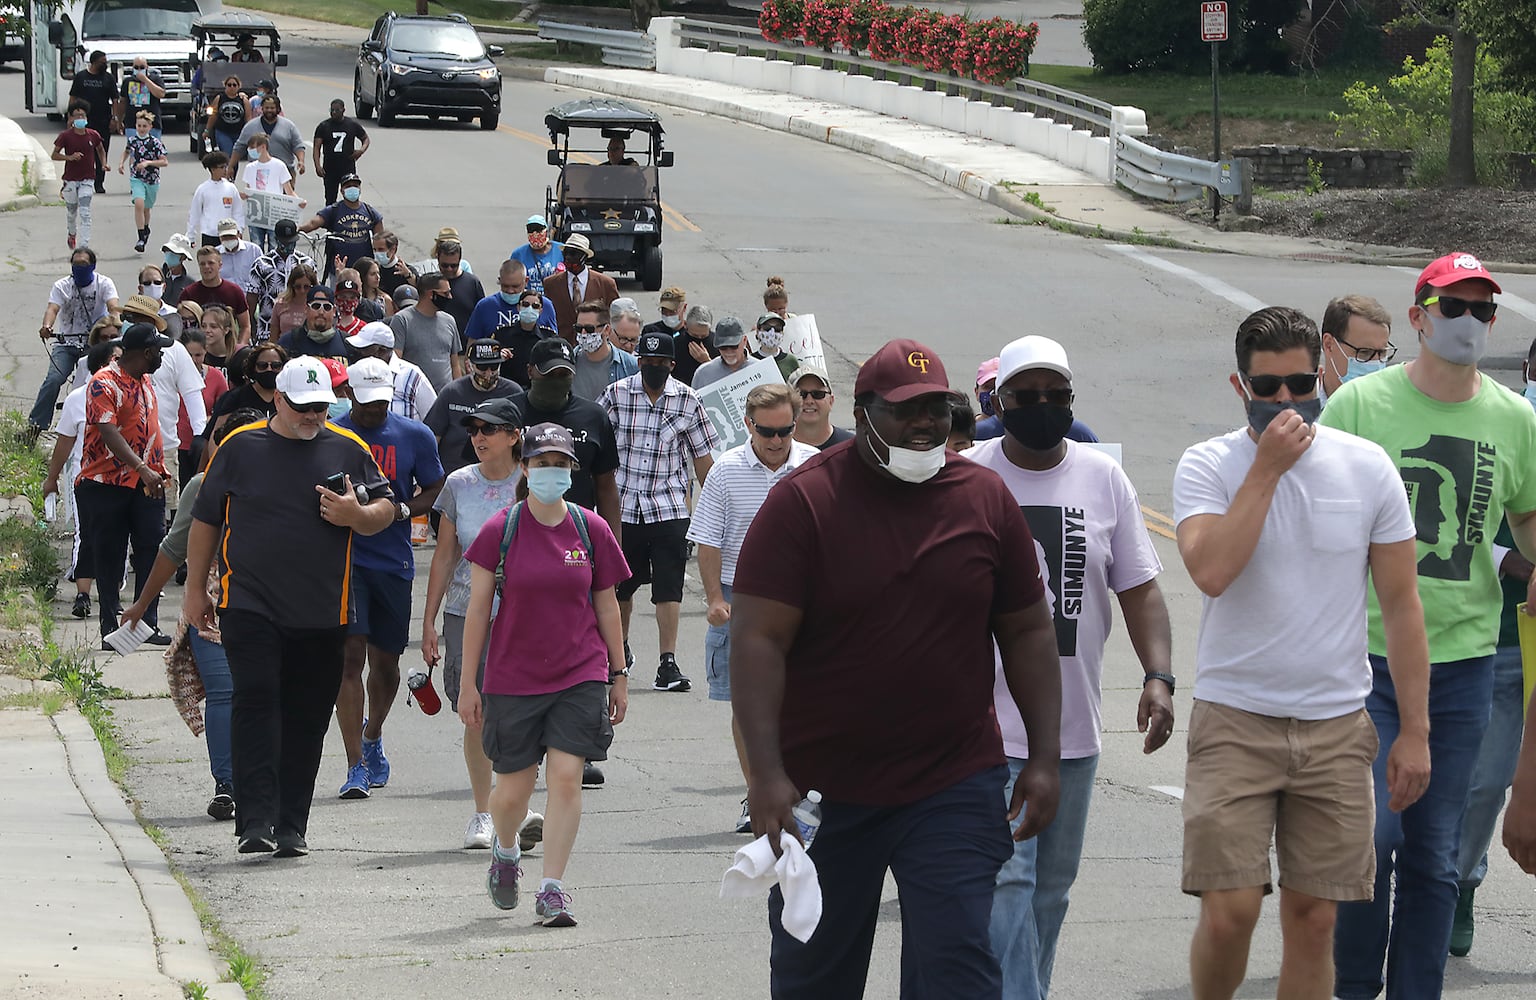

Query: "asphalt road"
(2, 30), (1535, 1000)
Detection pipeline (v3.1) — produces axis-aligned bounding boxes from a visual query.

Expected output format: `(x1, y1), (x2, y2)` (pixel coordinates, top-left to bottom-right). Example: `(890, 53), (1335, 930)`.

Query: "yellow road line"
(1144, 519), (1177, 542)
(1141, 504), (1175, 527)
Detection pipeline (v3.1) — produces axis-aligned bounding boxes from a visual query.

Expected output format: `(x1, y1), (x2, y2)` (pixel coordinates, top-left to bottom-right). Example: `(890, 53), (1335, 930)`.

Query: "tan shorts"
(1182, 699), (1378, 901)
(163, 449), (179, 509)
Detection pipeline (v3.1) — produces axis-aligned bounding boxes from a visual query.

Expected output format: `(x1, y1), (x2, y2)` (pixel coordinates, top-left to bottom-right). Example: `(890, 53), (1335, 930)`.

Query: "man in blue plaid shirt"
(599, 331), (718, 693)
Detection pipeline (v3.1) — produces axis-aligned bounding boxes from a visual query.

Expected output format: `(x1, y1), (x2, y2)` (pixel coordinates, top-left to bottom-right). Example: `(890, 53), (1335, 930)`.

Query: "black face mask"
(253, 370), (278, 390)
(527, 374), (573, 410)
(1002, 404), (1074, 451)
(640, 365), (670, 391)
(1246, 397), (1322, 436)
(432, 293), (451, 309)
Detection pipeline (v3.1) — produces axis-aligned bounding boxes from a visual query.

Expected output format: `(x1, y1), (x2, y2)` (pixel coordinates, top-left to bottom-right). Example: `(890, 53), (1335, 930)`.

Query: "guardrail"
(1116, 132), (1249, 204)
(674, 18), (1115, 137)
(540, 20), (655, 69)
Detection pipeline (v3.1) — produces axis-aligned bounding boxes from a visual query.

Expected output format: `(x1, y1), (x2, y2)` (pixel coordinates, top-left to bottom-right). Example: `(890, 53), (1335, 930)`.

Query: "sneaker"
(274, 831), (309, 858)
(623, 640), (634, 672)
(1450, 884), (1476, 957)
(487, 839), (522, 910)
(582, 761), (605, 787)
(735, 796), (753, 834)
(145, 629), (172, 646)
(518, 810), (544, 853)
(71, 593), (90, 619)
(134, 235), (147, 254)
(653, 654), (691, 692)
(463, 811), (494, 850)
(362, 733), (390, 787)
(207, 782), (235, 821)
(535, 884), (577, 927)
(238, 830), (277, 854)
(338, 761), (371, 799)
(66, 234), (76, 250)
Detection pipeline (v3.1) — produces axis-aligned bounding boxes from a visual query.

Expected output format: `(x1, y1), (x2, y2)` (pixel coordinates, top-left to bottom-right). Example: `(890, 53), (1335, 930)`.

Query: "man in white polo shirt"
(687, 382), (816, 834)
(1173, 306), (1430, 1000)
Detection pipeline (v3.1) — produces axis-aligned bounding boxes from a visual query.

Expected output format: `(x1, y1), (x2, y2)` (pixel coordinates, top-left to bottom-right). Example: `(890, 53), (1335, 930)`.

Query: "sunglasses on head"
(1422, 295), (1497, 323)
(1245, 372), (1318, 398)
(999, 388), (1074, 408)
(868, 396), (952, 422)
(798, 388), (829, 400)
(749, 419), (797, 439)
(287, 400), (330, 414)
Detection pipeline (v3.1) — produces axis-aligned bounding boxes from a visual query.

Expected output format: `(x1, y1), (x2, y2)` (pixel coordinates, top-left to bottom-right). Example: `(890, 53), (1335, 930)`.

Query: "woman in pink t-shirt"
(459, 421), (631, 928)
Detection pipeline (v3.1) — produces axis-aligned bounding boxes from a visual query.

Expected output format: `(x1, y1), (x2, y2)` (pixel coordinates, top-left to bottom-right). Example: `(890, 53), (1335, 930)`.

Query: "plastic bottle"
(792, 790), (823, 850)
(407, 669), (442, 715)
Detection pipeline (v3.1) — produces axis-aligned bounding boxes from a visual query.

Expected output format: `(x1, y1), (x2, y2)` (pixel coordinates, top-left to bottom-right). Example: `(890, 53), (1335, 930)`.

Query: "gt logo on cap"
(906, 351), (931, 374)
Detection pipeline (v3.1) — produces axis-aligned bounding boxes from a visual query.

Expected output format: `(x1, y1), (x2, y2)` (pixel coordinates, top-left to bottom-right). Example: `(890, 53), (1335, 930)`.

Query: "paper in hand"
(104, 619), (155, 656)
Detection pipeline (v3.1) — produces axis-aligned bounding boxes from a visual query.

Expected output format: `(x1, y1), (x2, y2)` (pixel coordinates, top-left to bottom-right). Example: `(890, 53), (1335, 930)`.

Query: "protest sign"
(696, 358), (784, 456)
(243, 191), (305, 230)
(782, 314), (825, 371)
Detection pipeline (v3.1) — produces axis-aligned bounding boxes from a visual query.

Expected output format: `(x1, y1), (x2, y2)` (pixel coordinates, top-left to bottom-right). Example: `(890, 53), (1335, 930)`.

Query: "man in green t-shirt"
(1320, 253), (1536, 999)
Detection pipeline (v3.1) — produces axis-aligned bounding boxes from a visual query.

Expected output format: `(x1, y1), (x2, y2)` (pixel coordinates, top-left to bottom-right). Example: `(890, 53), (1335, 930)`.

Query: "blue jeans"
(1455, 645), (1526, 887)
(1333, 654), (1494, 999)
(189, 626), (234, 787)
(29, 340), (86, 429)
(704, 583), (731, 701)
(990, 755), (1098, 1000)
(769, 765), (1014, 999)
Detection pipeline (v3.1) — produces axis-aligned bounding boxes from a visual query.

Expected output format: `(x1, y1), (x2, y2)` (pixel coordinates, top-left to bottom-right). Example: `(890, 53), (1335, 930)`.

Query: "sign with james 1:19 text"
(1200, 1), (1228, 43)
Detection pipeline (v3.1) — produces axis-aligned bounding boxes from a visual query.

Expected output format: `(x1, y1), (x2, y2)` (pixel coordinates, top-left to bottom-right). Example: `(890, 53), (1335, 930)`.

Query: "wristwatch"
(1143, 672), (1177, 695)
(608, 665), (630, 683)
(394, 501), (410, 523)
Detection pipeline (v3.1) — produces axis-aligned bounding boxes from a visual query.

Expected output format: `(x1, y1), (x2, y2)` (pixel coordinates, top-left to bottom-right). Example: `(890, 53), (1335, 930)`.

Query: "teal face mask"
(328, 397), (352, 420)
(526, 466), (572, 504)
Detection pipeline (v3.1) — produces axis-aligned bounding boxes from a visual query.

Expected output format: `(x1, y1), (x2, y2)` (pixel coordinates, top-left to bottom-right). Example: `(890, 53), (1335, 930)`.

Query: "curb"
(52, 709), (247, 1000)
(1, 194), (41, 212)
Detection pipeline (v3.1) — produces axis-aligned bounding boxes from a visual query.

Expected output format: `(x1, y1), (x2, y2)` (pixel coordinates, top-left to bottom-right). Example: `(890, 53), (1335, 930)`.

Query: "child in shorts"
(119, 110), (168, 254)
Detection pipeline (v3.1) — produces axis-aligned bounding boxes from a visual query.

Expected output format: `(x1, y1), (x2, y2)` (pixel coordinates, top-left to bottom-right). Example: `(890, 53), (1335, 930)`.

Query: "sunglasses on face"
(253, 361), (283, 372)
(288, 401), (330, 414)
(466, 422), (504, 437)
(1335, 335), (1397, 363)
(867, 396), (952, 422)
(798, 389), (829, 400)
(471, 362), (501, 373)
(1422, 295), (1497, 323)
(998, 388), (1075, 408)
(573, 324), (602, 334)
(749, 419), (797, 438)
(308, 301), (334, 311)
(1245, 372), (1319, 398)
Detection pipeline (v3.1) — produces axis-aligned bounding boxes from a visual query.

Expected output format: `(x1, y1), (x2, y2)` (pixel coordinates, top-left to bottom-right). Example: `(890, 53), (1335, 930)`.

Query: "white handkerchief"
(104, 619), (154, 656)
(720, 831), (823, 943)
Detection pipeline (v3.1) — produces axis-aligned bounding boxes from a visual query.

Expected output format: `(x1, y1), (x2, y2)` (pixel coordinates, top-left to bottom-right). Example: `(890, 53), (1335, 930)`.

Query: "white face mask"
(865, 416), (946, 484)
(576, 330), (604, 355)
(660, 313), (682, 330)
(142, 283), (164, 300)
(757, 328), (785, 352)
(221, 238), (240, 252)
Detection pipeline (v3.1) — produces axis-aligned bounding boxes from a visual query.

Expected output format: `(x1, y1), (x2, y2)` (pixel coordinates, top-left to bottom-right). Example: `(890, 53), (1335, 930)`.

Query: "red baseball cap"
(854, 339), (954, 403)
(1416, 252), (1502, 297)
(320, 356), (349, 389)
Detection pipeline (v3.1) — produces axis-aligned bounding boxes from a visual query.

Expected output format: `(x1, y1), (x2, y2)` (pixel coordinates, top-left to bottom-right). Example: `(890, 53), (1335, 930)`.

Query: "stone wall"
(1230, 145), (1413, 189)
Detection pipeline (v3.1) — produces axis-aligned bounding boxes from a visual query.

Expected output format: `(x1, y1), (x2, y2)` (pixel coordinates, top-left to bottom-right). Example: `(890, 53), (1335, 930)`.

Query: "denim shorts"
(704, 583), (732, 701)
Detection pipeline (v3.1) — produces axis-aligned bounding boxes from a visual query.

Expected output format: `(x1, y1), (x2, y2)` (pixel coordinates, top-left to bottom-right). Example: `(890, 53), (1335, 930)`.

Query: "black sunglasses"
(1245, 372), (1318, 398)
(749, 419), (796, 438)
(998, 388), (1074, 408)
(797, 389), (829, 400)
(466, 422), (505, 436)
(253, 361), (283, 372)
(573, 324), (602, 334)
(287, 400), (330, 414)
(1422, 295), (1497, 323)
(867, 396), (952, 422)
(1335, 335), (1397, 363)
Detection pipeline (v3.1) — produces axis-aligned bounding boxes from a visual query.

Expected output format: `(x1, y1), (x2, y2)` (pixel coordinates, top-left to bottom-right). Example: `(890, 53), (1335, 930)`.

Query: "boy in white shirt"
(238, 132), (301, 252)
(186, 150), (244, 248)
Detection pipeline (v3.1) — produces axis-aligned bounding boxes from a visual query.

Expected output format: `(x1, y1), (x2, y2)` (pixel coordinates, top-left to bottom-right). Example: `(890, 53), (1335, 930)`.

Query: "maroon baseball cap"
(854, 339), (954, 403)
(1416, 252), (1502, 297)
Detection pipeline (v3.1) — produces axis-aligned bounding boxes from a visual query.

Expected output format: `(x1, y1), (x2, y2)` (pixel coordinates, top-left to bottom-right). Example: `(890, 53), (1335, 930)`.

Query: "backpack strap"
(566, 501), (595, 605)
(493, 501), (524, 599)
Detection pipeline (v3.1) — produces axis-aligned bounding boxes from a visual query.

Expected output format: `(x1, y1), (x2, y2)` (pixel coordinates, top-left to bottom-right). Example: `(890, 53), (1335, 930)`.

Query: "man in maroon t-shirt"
(180, 246), (254, 348)
(51, 101), (108, 250)
(731, 338), (1063, 999)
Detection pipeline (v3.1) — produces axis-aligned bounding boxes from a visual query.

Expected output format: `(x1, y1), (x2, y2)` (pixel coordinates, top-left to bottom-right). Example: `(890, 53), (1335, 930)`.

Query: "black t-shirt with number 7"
(314, 117), (369, 166)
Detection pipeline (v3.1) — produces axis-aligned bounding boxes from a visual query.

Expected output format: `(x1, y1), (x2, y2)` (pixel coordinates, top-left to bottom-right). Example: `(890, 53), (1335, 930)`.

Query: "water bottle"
(792, 790), (823, 850)
(407, 669), (441, 715)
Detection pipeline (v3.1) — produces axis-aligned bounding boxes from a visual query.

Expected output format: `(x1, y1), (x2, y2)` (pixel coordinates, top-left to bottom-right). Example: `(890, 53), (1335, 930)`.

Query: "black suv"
(354, 12), (503, 130)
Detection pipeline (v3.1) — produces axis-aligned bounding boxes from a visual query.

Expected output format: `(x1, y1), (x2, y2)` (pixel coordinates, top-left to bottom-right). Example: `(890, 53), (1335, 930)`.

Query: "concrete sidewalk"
(0, 116), (57, 213)
(0, 706), (245, 999)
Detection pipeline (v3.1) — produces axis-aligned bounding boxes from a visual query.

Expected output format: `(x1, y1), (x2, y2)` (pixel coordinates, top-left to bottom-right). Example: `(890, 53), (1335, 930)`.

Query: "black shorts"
(615, 517), (689, 604)
(347, 565), (412, 654)
(481, 681), (614, 774)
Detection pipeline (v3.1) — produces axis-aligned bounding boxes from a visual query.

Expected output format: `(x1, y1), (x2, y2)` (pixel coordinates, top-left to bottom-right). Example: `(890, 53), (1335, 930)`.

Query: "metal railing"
(673, 18), (1115, 136)
(1115, 132), (1247, 203)
(540, 20), (655, 70)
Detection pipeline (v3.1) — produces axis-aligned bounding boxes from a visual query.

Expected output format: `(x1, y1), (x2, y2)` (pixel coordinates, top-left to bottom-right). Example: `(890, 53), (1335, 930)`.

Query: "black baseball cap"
(467, 341), (503, 367)
(636, 331), (674, 359)
(307, 284), (334, 304)
(274, 219), (298, 240)
(119, 322), (173, 352)
(531, 338), (576, 374)
(461, 396), (523, 428)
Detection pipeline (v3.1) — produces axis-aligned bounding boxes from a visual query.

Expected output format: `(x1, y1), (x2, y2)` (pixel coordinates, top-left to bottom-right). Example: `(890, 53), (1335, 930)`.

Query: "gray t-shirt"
(422, 376), (526, 475)
(390, 307), (461, 391)
(573, 350), (612, 402)
(431, 464), (524, 616)
(693, 356), (749, 390)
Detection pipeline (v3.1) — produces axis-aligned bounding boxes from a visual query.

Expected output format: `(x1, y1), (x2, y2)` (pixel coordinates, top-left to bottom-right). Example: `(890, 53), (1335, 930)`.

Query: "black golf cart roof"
(545, 98), (664, 136)
(192, 12), (282, 37)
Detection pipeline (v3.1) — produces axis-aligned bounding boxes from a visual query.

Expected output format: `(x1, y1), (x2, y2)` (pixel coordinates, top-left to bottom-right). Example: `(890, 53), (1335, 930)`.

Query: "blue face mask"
(71, 264), (95, 287)
(247, 148), (259, 160)
(72, 118), (88, 129)
(374, 251), (392, 265)
(526, 465), (572, 504)
(164, 251), (180, 268)
(499, 291), (521, 306)
(342, 186), (361, 202)
(1342, 356), (1385, 383)
(328, 397), (352, 420)
(977, 389), (995, 418)
(1525, 381), (1536, 409)
(517, 306), (540, 326)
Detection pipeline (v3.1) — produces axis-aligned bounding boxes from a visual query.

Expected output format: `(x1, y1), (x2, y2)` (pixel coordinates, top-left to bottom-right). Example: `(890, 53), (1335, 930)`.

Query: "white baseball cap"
(347, 357), (394, 405)
(346, 321), (395, 350)
(997, 335), (1073, 387)
(275, 357), (337, 406)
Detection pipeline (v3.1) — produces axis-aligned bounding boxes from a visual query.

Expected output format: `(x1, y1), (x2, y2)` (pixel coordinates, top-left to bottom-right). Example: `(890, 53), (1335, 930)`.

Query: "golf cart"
(189, 12), (286, 153)
(544, 98), (674, 291)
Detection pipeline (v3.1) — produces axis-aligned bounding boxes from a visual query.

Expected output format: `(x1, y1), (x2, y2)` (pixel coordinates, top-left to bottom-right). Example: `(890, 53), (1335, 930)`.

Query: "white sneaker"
(463, 811), (494, 850)
(518, 810), (544, 852)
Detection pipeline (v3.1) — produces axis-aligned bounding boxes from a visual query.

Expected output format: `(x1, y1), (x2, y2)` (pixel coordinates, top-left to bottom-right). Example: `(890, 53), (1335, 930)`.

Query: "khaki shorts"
(1182, 699), (1378, 901)
(163, 450), (179, 510)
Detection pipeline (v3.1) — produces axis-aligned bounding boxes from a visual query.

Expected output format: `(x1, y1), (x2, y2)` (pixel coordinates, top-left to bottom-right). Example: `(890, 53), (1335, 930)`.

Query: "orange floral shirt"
(77, 362), (165, 488)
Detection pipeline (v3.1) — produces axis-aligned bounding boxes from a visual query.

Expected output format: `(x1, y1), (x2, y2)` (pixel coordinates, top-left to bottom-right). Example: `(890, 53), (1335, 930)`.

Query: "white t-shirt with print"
(1173, 425), (1415, 720)
(963, 438), (1163, 759)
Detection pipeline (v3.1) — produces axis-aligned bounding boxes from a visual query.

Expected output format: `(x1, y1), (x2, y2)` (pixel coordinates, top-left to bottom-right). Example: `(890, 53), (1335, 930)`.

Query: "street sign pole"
(1211, 39), (1221, 221)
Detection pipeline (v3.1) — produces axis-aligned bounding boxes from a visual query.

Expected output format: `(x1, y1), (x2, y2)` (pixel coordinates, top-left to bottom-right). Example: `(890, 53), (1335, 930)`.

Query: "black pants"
(321, 158), (351, 209)
(221, 608), (346, 841)
(74, 479), (164, 636)
(93, 129), (111, 187)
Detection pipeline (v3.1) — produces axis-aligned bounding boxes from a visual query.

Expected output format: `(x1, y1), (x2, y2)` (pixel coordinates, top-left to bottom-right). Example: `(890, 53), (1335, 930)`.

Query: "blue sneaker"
(338, 761), (371, 799)
(487, 838), (522, 910)
(535, 884), (577, 927)
(362, 734), (390, 788)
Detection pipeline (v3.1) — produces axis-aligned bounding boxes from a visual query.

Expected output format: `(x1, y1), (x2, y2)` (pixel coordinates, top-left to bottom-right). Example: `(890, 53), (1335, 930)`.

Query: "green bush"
(1334, 36), (1536, 186)
(1083, 0), (1304, 74)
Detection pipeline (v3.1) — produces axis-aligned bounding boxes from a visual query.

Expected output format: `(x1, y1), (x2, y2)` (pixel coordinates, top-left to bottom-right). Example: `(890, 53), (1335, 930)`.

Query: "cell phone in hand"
(322, 472), (347, 494)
